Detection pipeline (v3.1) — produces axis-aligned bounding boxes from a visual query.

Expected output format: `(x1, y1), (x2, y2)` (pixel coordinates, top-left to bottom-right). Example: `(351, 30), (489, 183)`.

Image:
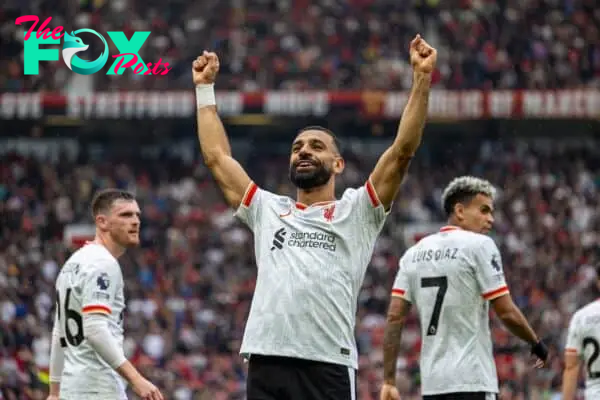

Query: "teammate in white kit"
(193, 35), (436, 399)
(47, 189), (163, 400)
(562, 267), (600, 400)
(380, 176), (548, 400)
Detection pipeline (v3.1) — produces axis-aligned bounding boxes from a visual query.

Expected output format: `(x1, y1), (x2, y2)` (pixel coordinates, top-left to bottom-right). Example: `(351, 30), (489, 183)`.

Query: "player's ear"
(333, 157), (345, 175)
(95, 214), (109, 230)
(453, 203), (465, 221)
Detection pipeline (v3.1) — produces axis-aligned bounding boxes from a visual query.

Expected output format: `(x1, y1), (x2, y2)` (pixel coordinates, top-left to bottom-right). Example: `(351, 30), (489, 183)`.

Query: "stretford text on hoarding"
(0, 90), (599, 120)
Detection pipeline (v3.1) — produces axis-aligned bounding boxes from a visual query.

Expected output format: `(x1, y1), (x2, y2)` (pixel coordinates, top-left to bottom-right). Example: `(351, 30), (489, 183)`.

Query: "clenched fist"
(380, 383), (401, 400)
(409, 35), (437, 74)
(193, 51), (220, 85)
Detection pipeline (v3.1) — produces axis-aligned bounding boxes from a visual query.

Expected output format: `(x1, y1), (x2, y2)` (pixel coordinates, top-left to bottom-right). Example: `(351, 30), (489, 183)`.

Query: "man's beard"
(289, 160), (332, 190)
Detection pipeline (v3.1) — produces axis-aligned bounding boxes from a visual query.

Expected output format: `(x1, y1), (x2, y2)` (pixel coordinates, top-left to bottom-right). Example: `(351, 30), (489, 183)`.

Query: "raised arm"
(370, 35), (436, 210)
(193, 51), (252, 209)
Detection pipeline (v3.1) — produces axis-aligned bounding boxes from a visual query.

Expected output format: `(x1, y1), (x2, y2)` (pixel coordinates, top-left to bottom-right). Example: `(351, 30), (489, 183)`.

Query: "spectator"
(2, 0), (599, 92)
(1, 135), (599, 399)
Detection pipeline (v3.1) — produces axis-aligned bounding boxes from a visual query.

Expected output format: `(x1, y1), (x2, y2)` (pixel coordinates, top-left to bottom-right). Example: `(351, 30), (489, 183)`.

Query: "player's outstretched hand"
(192, 51), (220, 85)
(380, 383), (401, 400)
(132, 376), (164, 400)
(45, 395), (59, 400)
(409, 34), (437, 74)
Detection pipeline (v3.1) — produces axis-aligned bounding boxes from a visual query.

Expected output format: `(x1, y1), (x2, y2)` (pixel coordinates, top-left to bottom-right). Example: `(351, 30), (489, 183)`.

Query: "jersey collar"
(439, 225), (461, 232)
(295, 200), (335, 210)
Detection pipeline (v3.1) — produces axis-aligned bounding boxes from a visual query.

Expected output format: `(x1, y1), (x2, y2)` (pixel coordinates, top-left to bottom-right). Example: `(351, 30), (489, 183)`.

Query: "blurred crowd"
(1, 135), (599, 399)
(1, 0), (600, 92)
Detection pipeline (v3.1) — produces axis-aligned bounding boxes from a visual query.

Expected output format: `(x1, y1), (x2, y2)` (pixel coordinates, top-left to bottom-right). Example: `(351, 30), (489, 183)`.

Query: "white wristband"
(196, 83), (216, 108)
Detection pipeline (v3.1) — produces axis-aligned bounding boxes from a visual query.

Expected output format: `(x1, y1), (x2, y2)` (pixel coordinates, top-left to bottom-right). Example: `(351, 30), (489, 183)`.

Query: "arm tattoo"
(383, 317), (405, 384)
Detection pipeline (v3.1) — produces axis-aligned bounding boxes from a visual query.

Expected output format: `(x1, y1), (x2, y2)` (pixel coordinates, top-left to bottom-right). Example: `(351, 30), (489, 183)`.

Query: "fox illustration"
(61, 30), (109, 75)
(62, 32), (89, 71)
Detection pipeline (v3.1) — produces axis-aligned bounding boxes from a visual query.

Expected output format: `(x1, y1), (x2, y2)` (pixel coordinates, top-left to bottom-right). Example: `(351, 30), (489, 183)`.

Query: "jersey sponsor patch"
(323, 204), (335, 222)
(270, 228), (287, 251)
(270, 227), (337, 252)
(96, 272), (110, 290)
(93, 291), (110, 301)
(490, 254), (501, 272)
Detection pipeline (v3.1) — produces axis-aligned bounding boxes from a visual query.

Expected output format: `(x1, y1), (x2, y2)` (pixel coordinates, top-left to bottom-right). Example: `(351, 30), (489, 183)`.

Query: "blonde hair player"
(381, 176), (548, 400)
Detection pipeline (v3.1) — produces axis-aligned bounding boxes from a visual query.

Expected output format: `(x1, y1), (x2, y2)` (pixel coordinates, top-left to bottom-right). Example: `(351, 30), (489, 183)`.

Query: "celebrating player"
(193, 35), (436, 399)
(47, 189), (163, 400)
(562, 265), (600, 400)
(380, 176), (548, 400)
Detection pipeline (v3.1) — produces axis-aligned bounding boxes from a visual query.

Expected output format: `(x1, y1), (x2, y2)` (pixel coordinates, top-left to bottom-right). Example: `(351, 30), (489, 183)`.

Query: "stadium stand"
(1, 0), (600, 399)
(1, 136), (599, 399)
(1, 0), (599, 92)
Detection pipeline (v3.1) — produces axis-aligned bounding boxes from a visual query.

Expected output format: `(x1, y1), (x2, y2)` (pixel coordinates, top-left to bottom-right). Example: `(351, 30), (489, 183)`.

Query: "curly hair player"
(381, 176), (549, 400)
(193, 35), (435, 399)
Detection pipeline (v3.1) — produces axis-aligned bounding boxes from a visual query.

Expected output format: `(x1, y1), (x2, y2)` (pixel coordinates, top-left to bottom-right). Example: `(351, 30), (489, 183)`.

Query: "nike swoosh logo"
(279, 210), (291, 218)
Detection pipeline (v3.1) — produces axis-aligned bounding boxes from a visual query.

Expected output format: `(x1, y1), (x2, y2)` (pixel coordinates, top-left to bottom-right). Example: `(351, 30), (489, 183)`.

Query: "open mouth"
(296, 160), (316, 169)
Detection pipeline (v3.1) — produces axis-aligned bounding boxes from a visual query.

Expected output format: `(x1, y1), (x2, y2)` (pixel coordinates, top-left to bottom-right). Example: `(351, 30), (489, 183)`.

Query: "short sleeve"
(353, 178), (390, 230)
(392, 256), (412, 303)
(81, 260), (122, 315)
(472, 237), (509, 301)
(565, 313), (581, 356)
(234, 181), (271, 231)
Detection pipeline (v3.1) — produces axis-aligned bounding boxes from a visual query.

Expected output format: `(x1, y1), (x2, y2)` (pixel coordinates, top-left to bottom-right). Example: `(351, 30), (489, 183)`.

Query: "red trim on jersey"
(565, 348), (578, 354)
(365, 179), (380, 207)
(82, 305), (111, 314)
(294, 200), (335, 210)
(295, 202), (307, 210)
(482, 286), (509, 300)
(242, 183), (258, 207)
(391, 288), (406, 297)
(440, 225), (461, 232)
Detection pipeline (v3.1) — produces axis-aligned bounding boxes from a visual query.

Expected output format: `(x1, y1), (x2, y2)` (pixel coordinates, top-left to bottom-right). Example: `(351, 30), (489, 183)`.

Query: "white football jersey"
(54, 243), (127, 398)
(235, 179), (388, 369)
(565, 300), (600, 399)
(392, 226), (508, 395)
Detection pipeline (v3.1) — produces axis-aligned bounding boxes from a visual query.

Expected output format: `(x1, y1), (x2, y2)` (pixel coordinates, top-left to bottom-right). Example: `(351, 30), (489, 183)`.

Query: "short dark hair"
(441, 176), (496, 216)
(91, 189), (136, 217)
(296, 125), (341, 154)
